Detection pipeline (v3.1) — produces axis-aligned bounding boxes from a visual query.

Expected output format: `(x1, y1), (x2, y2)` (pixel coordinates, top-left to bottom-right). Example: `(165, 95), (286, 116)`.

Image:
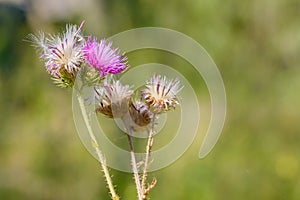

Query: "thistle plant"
(28, 21), (182, 200)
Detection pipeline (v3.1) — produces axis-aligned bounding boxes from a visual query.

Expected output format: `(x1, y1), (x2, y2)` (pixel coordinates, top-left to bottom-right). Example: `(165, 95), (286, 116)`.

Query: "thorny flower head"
(95, 77), (133, 118)
(141, 74), (183, 114)
(84, 36), (128, 77)
(29, 21), (86, 87)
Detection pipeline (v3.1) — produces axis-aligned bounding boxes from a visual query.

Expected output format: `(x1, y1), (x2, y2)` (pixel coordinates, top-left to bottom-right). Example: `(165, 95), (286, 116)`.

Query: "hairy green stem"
(77, 95), (119, 200)
(141, 114), (156, 199)
(122, 119), (143, 200)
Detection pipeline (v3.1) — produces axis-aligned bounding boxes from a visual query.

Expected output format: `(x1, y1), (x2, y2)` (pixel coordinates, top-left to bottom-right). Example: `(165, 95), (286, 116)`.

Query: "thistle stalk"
(77, 94), (119, 200)
(122, 119), (143, 200)
(141, 114), (156, 199)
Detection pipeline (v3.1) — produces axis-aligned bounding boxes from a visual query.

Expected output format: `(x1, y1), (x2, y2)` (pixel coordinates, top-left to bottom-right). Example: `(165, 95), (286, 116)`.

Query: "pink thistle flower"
(30, 21), (85, 75)
(83, 36), (128, 77)
(29, 21), (85, 87)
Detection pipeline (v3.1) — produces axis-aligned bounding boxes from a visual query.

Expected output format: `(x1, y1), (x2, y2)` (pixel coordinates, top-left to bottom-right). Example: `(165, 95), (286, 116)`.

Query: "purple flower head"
(83, 36), (128, 77)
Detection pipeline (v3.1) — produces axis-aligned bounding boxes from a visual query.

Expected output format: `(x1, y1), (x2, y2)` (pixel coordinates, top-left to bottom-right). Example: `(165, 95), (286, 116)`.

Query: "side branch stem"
(141, 114), (156, 199)
(125, 126), (143, 200)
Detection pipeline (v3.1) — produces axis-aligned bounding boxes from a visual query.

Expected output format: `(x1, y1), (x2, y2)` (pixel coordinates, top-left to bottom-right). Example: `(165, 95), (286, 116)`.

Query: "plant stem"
(141, 114), (156, 199)
(127, 130), (143, 200)
(77, 94), (119, 200)
(122, 121), (143, 200)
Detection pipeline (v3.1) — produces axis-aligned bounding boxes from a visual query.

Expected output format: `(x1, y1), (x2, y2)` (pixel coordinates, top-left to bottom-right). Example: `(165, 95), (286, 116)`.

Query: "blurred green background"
(1, 0), (300, 199)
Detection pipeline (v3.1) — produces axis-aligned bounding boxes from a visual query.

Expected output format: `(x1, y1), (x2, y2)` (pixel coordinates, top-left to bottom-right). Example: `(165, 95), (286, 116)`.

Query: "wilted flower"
(141, 74), (182, 114)
(83, 36), (128, 77)
(129, 100), (152, 127)
(29, 21), (85, 87)
(95, 77), (133, 118)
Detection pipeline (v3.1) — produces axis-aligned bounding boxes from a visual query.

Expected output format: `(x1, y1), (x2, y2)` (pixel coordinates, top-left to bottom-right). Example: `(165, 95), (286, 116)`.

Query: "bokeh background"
(1, 0), (300, 199)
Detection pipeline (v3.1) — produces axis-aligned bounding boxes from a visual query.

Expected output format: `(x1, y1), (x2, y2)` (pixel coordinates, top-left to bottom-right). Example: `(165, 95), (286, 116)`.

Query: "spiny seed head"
(95, 77), (133, 118)
(141, 74), (183, 114)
